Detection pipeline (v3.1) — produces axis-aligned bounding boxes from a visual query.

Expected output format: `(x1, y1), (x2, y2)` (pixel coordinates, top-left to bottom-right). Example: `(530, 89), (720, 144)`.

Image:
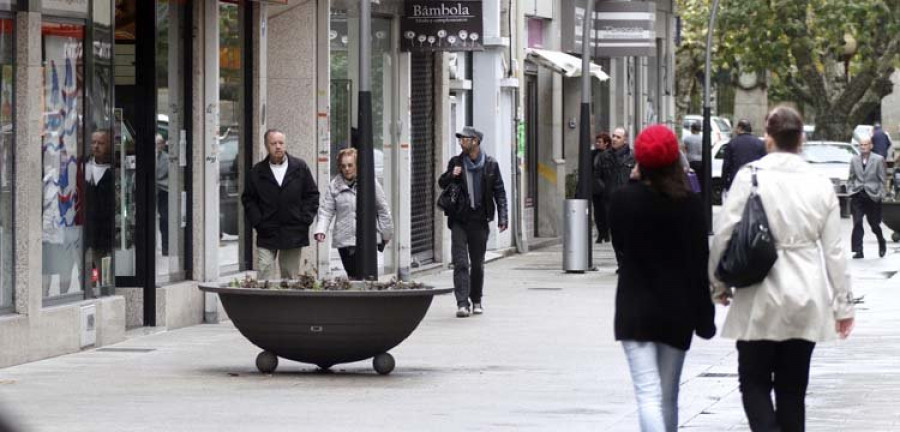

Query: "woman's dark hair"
(765, 106), (804, 151)
(598, 132), (612, 147)
(639, 162), (691, 200)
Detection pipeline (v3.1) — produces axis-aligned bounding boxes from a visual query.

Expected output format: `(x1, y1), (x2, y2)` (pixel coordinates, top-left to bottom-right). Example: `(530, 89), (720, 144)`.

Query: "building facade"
(0, 0), (674, 368)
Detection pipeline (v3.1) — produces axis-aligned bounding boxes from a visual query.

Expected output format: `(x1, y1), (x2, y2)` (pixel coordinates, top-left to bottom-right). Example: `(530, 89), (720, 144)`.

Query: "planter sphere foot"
(373, 353), (395, 375)
(256, 351), (278, 374)
(893, 232), (899, 243)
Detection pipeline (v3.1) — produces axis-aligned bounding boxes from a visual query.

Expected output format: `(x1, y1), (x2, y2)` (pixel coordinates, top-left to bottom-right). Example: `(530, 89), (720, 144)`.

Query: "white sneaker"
(472, 303), (483, 315)
(456, 306), (470, 318)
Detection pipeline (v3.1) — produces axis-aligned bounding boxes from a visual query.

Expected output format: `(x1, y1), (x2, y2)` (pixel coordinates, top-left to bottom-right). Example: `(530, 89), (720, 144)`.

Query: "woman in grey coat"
(314, 148), (393, 279)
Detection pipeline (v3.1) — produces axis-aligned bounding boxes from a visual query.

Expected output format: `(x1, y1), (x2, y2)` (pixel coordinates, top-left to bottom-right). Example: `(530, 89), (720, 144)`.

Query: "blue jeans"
(622, 340), (687, 432)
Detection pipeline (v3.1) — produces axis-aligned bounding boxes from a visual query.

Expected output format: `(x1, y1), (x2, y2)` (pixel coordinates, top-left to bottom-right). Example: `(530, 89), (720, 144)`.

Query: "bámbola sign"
(411, 2), (472, 17)
(401, 0), (483, 52)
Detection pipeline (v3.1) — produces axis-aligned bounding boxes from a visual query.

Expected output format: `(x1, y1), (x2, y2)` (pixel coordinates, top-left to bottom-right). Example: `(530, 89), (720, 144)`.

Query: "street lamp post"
(576, 0), (595, 265)
(357, 0), (378, 279)
(702, 0), (721, 232)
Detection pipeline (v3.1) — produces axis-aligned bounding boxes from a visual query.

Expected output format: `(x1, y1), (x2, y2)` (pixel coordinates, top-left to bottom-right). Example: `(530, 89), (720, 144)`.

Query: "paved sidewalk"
(0, 220), (898, 431)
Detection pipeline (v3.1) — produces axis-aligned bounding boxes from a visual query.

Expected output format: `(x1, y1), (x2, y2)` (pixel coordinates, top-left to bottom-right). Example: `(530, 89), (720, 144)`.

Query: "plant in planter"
(202, 269), (451, 375)
(227, 273), (429, 292)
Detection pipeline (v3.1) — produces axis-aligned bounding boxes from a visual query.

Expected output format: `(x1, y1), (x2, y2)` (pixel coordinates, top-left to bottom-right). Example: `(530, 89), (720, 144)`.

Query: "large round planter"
(199, 284), (452, 374)
(884, 201), (900, 242)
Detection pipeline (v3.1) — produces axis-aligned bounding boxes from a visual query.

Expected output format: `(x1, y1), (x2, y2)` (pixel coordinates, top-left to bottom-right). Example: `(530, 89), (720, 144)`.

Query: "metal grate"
(410, 53), (436, 265)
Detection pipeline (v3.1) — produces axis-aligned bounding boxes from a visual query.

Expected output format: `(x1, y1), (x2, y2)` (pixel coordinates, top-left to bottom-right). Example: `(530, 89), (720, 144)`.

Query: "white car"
(682, 114), (733, 147)
(709, 140), (856, 215)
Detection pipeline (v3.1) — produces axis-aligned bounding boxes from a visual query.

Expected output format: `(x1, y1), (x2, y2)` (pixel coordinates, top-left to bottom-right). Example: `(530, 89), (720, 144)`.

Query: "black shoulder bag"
(437, 161), (468, 217)
(715, 167), (778, 288)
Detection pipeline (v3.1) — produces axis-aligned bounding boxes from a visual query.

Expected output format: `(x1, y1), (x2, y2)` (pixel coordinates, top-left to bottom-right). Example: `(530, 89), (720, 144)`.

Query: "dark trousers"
(157, 189), (169, 255)
(737, 340), (816, 432)
(592, 193), (608, 240)
(851, 192), (884, 252)
(451, 217), (489, 307)
(338, 247), (361, 280)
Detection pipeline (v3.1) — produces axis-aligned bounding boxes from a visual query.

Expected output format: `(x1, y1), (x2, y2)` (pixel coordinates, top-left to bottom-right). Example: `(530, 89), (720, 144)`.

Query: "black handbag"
(715, 167), (778, 288)
(437, 181), (467, 217)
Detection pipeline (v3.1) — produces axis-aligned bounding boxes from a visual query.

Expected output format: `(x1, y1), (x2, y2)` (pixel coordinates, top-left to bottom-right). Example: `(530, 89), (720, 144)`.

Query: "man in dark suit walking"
(722, 119), (766, 191)
(848, 136), (887, 259)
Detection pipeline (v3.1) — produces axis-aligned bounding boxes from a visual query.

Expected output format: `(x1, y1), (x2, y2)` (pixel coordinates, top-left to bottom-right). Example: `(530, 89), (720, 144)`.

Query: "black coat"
(609, 183), (715, 350)
(438, 152), (508, 229)
(722, 133), (766, 189)
(600, 146), (635, 197)
(242, 154), (320, 250)
(84, 167), (115, 252)
(591, 148), (606, 197)
(872, 129), (892, 159)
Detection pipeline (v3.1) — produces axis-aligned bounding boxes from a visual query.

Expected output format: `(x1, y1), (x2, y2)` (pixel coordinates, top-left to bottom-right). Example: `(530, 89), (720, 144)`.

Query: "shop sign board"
(561, 0), (657, 57)
(401, 0), (483, 52)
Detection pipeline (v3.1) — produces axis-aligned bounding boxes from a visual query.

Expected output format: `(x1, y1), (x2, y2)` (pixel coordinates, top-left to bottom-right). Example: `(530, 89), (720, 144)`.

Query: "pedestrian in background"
(722, 119), (766, 191)
(709, 106), (855, 432)
(610, 124), (716, 432)
(156, 134), (170, 256)
(848, 136), (887, 259)
(439, 126), (508, 318)
(871, 122), (892, 160)
(314, 148), (394, 280)
(601, 127), (636, 265)
(684, 121), (704, 187)
(592, 132), (611, 243)
(242, 129), (320, 280)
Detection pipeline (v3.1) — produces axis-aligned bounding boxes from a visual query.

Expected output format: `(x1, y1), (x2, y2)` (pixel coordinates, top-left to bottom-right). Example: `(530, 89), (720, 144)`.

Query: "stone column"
(14, 10), (42, 317)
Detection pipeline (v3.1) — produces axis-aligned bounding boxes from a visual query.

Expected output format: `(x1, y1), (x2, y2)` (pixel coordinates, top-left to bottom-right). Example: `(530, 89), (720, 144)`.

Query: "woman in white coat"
(709, 106), (855, 432)
(314, 148), (393, 280)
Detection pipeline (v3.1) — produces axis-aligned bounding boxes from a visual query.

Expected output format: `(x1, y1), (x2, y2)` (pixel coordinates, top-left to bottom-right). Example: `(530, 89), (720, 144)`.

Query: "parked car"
(708, 139), (856, 216)
(803, 141), (858, 217)
(682, 114), (732, 147)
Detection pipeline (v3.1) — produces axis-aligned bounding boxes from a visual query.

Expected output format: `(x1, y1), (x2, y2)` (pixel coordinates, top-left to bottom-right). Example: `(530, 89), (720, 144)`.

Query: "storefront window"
(219, 1), (244, 272)
(42, 22), (85, 302)
(329, 12), (393, 185)
(0, 18), (14, 312)
(157, 0), (188, 282)
(86, 3), (115, 295)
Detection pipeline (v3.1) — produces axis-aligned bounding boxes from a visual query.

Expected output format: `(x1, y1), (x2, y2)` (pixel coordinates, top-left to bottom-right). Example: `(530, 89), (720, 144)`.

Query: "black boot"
(879, 238), (887, 258)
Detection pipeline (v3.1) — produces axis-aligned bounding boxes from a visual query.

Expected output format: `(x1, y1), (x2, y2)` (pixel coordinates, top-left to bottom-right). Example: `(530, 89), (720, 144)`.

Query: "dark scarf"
(463, 151), (486, 209)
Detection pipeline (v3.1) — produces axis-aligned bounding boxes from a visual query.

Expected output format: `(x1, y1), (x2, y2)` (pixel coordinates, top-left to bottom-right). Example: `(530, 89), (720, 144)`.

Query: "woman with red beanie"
(609, 124), (716, 432)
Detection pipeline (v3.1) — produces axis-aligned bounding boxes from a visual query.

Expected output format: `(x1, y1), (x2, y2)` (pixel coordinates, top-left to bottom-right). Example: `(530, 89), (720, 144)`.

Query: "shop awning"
(525, 48), (609, 81)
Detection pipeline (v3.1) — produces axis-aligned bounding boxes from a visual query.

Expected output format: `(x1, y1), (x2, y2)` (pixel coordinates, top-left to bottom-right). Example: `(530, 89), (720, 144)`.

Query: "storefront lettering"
(412, 3), (471, 17)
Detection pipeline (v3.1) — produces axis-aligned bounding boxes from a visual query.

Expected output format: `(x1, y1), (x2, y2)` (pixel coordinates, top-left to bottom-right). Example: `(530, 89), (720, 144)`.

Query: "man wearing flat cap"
(439, 126), (509, 318)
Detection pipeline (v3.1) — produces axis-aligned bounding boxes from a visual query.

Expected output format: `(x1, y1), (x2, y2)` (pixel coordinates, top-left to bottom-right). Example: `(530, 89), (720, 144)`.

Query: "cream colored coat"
(709, 152), (855, 342)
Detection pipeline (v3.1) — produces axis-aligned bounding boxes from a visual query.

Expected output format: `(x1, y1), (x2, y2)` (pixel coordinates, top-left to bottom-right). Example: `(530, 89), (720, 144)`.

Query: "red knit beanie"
(634, 125), (679, 169)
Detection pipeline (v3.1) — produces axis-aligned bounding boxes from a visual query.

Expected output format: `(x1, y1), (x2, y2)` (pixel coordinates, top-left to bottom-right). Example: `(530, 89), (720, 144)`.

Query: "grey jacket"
(847, 152), (886, 201)
(314, 175), (394, 248)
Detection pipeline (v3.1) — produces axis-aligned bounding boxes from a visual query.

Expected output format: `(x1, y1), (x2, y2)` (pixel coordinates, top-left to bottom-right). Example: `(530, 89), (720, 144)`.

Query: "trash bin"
(563, 199), (590, 272)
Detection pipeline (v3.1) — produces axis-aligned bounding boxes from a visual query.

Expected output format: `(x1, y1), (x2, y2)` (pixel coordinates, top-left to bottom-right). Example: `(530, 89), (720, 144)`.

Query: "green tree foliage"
(677, 0), (900, 140)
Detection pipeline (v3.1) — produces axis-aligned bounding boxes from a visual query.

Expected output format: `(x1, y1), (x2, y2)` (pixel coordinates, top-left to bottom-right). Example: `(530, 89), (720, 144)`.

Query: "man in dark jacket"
(600, 127), (636, 267)
(84, 130), (115, 284)
(242, 129), (320, 280)
(439, 126), (508, 318)
(722, 119), (766, 190)
(591, 133), (610, 243)
(871, 123), (892, 160)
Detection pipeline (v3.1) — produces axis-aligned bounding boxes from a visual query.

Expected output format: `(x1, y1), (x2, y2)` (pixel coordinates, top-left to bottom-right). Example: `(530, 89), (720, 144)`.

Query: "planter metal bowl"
(199, 284), (452, 375)
(883, 200), (900, 242)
